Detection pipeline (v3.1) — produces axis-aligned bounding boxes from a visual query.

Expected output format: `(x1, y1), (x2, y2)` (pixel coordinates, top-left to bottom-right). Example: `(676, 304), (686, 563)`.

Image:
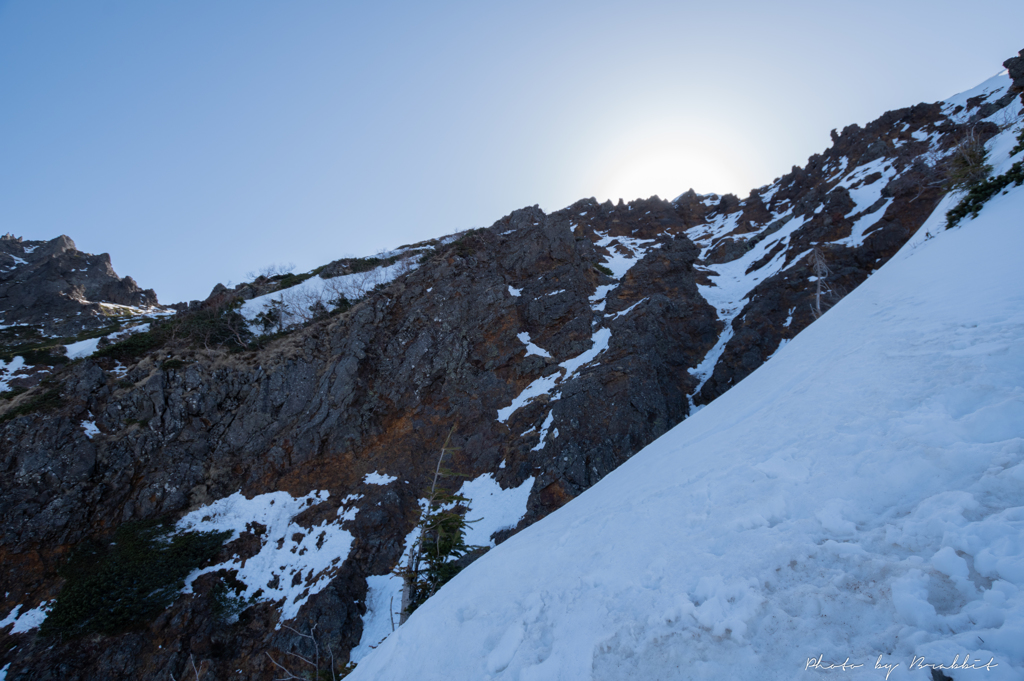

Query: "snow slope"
(347, 139), (1024, 677)
(238, 260), (414, 331)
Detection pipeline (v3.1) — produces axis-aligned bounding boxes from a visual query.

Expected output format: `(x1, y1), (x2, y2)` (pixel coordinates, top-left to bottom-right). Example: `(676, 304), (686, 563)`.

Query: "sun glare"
(589, 125), (752, 203)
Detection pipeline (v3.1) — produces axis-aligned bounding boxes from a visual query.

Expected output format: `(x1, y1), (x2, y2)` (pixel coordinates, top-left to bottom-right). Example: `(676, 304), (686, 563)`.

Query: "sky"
(1, 0), (1022, 304)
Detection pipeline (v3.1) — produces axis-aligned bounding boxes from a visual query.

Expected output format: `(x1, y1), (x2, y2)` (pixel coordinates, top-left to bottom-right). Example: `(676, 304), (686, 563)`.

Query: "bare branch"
(265, 652), (303, 680)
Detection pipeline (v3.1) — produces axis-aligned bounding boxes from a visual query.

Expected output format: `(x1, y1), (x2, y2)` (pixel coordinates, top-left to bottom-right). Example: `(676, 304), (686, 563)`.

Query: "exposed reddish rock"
(0, 56), (1020, 681)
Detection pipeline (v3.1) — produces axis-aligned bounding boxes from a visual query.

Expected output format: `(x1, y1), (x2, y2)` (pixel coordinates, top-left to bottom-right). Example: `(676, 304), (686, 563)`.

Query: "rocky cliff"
(0, 234), (160, 337)
(0, 60), (1020, 680)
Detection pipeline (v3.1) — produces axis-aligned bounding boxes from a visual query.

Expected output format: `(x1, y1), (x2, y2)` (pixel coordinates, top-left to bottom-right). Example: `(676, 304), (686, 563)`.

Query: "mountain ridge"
(0, 52), (1021, 680)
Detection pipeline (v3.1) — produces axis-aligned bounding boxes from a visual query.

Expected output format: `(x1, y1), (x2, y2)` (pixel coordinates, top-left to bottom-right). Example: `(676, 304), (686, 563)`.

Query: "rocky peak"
(1005, 48), (1024, 105)
(0, 235), (162, 337)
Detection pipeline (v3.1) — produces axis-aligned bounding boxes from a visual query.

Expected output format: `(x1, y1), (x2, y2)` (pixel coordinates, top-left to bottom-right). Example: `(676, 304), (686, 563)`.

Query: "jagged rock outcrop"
(0, 59), (1020, 681)
(1005, 49), (1024, 105)
(0, 234), (160, 337)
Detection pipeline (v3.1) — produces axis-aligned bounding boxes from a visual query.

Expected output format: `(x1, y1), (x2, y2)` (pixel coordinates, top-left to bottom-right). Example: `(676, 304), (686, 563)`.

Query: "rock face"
(0, 234), (160, 337)
(1005, 49), (1024, 105)
(0, 65), (1019, 680)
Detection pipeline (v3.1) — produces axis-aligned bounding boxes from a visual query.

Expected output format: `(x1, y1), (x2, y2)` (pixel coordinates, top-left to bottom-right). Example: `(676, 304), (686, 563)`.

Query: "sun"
(589, 123), (752, 203)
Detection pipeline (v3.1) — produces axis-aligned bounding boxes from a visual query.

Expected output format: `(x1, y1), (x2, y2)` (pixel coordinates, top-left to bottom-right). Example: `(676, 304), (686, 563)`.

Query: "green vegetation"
(946, 159), (1024, 229)
(345, 256), (394, 274)
(40, 520), (230, 638)
(0, 322), (126, 365)
(242, 329), (293, 352)
(11, 348), (68, 366)
(210, 574), (256, 625)
(0, 387), (63, 423)
(273, 269), (318, 291)
(594, 263), (614, 276)
(453, 238), (475, 258)
(417, 247), (441, 264)
(397, 428), (483, 620)
(94, 330), (163, 362)
(329, 296), (352, 315)
(95, 303), (253, 361)
(451, 229), (486, 259)
(943, 126), (993, 194)
(1010, 127), (1024, 157)
(402, 489), (479, 616)
(161, 359), (186, 371)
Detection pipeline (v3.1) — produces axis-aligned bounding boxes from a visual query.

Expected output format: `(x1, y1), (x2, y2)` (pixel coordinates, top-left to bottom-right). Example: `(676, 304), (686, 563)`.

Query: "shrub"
(453, 237), (475, 258)
(255, 299), (287, 334)
(594, 264), (614, 276)
(96, 304), (254, 360)
(274, 270), (315, 291)
(40, 520), (230, 638)
(169, 304), (253, 349)
(946, 159), (1024, 228)
(350, 257), (383, 273)
(3, 347), (68, 366)
(94, 330), (162, 363)
(1, 323), (127, 365)
(417, 248), (441, 264)
(943, 126), (992, 193)
(1011, 127), (1024, 157)
(210, 575), (256, 625)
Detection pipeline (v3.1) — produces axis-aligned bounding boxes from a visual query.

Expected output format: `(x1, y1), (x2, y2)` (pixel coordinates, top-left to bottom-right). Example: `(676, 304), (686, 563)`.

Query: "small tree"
(810, 247), (831, 319)
(397, 428), (480, 622)
(308, 300), (329, 321)
(256, 298), (289, 334)
(943, 125), (992, 193)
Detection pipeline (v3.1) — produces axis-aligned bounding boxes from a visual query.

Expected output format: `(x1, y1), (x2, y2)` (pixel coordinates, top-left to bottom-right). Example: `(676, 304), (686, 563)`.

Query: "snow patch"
(517, 332), (552, 358)
(81, 418), (99, 439)
(530, 410), (555, 452)
(458, 473), (535, 548)
(63, 337), (101, 360)
(0, 356), (26, 393)
(178, 490), (357, 627)
(0, 601), (53, 634)
(240, 261), (413, 332)
(607, 298), (647, 320)
(593, 231), (660, 279)
(497, 328), (612, 423)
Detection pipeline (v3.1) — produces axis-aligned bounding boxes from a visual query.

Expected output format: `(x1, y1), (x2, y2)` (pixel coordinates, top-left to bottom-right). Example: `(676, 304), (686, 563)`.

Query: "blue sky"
(1, 0), (1021, 303)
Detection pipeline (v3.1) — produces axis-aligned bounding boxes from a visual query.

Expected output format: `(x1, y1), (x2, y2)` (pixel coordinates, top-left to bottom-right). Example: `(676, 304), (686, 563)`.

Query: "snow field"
(347, 122), (1024, 680)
